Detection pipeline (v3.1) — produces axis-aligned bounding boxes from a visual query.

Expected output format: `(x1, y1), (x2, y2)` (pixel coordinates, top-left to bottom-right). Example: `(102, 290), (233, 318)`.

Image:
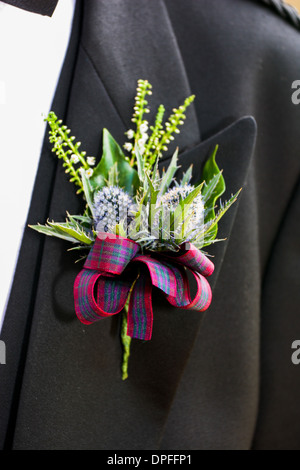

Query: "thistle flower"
(93, 186), (134, 233)
(159, 184), (205, 243)
(161, 184), (204, 227)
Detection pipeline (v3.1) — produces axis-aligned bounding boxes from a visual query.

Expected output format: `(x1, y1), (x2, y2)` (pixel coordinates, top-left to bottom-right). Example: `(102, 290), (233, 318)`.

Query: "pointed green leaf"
(200, 145), (226, 240)
(29, 223), (80, 244)
(146, 172), (159, 207)
(174, 210), (195, 244)
(107, 162), (119, 187)
(47, 221), (95, 245)
(68, 214), (93, 225)
(67, 245), (91, 252)
(89, 129), (140, 195)
(80, 170), (95, 217)
(201, 171), (223, 205)
(202, 189), (241, 243)
(201, 145), (225, 212)
(135, 144), (145, 184)
(173, 181), (204, 230)
(128, 193), (148, 237)
(157, 148), (180, 199)
(180, 164), (193, 186)
(150, 155), (161, 189)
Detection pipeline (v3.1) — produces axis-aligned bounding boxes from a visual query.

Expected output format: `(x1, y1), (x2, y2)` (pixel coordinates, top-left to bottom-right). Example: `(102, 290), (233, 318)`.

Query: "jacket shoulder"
(256, 0), (300, 30)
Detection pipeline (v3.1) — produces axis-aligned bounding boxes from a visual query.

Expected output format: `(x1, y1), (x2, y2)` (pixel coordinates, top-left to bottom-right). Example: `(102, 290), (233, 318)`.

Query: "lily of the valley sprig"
(30, 79), (241, 380)
(123, 79), (195, 170)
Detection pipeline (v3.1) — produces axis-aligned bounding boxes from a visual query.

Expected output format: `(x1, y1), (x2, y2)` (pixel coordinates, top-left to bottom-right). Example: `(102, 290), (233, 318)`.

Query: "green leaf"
(201, 145), (225, 240)
(145, 172), (161, 238)
(202, 189), (242, 244)
(192, 236), (227, 250)
(128, 193), (147, 237)
(47, 221), (95, 245)
(173, 181), (204, 231)
(135, 144), (145, 185)
(180, 164), (193, 186)
(89, 129), (140, 196)
(115, 222), (127, 238)
(67, 245), (91, 251)
(201, 171), (223, 206)
(146, 172), (159, 207)
(157, 148), (180, 199)
(80, 171), (95, 217)
(150, 154), (160, 188)
(68, 214), (92, 225)
(174, 210), (195, 244)
(107, 162), (119, 187)
(29, 223), (80, 244)
(29, 215), (96, 246)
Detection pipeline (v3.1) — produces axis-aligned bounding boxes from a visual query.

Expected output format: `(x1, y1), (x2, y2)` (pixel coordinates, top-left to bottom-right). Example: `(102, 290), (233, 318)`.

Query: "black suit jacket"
(1, 0), (300, 450)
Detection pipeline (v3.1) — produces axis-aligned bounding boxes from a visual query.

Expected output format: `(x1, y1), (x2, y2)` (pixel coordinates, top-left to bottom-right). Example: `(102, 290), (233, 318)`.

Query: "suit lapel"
(79, 0), (201, 153)
(0, 0), (59, 16)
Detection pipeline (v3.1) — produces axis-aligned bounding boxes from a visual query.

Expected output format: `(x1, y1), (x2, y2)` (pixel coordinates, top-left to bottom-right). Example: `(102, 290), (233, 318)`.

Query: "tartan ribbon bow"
(74, 234), (214, 340)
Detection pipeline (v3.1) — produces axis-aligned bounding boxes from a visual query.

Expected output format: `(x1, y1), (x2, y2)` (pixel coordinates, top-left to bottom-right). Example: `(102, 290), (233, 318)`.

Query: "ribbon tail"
(166, 265), (212, 312)
(127, 274), (153, 341)
(187, 271), (212, 311)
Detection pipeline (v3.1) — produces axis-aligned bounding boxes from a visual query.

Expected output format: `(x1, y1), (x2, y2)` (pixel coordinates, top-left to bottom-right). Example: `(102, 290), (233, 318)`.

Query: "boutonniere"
(30, 79), (240, 379)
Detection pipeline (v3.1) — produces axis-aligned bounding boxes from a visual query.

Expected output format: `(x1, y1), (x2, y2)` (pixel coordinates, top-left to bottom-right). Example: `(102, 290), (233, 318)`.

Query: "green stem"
(57, 126), (89, 170)
(144, 104), (165, 169)
(154, 95), (195, 158)
(121, 301), (132, 380)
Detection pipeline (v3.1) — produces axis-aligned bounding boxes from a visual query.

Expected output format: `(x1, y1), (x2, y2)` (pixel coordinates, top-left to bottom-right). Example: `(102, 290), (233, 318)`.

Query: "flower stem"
(121, 301), (132, 380)
(45, 111), (92, 194)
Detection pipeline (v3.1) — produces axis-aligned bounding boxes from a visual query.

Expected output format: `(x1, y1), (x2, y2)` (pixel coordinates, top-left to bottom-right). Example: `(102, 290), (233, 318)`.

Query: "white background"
(0, 0), (76, 330)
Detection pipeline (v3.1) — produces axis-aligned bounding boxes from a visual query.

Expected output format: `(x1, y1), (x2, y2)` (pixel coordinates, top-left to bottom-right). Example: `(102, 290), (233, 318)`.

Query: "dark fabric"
(258, 0), (300, 30)
(1, 0), (300, 450)
(253, 176), (300, 449)
(0, 0), (58, 16)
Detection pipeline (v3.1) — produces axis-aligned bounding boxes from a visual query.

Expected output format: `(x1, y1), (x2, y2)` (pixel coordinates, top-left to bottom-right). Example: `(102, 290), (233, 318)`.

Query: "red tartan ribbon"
(74, 233), (214, 340)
